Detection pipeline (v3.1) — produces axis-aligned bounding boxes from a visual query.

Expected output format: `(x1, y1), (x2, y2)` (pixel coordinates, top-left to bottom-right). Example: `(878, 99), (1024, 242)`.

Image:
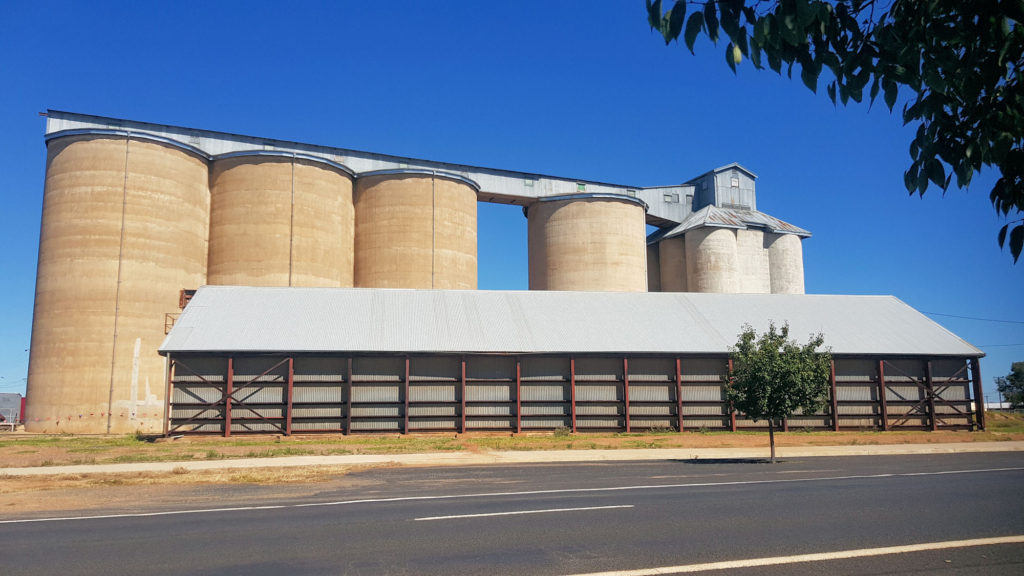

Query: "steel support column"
(162, 355), (173, 437)
(675, 358), (683, 432)
(403, 356), (410, 434)
(285, 357), (294, 436)
(970, 357), (986, 431)
(878, 360), (889, 431)
(224, 357), (234, 438)
(926, 360), (937, 431)
(344, 357), (353, 435)
(830, 359), (839, 431)
(460, 357), (467, 434)
(728, 358), (736, 432)
(515, 358), (522, 434)
(569, 357), (577, 433)
(623, 357), (631, 433)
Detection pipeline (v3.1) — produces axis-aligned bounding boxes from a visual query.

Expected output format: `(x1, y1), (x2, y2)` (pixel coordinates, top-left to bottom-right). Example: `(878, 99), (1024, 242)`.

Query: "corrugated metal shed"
(648, 205), (811, 244)
(160, 287), (982, 358)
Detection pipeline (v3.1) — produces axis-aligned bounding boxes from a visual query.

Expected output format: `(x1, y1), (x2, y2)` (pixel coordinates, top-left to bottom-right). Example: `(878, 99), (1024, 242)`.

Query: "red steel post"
(285, 357), (294, 436)
(831, 359), (839, 431)
(515, 358), (522, 434)
(970, 357), (986, 431)
(623, 357), (631, 433)
(926, 360), (937, 431)
(878, 360), (889, 431)
(460, 357), (467, 434)
(403, 356), (410, 434)
(675, 357), (683, 432)
(163, 356), (173, 437)
(569, 357), (577, 433)
(344, 357), (353, 435)
(224, 357), (234, 438)
(728, 358), (737, 432)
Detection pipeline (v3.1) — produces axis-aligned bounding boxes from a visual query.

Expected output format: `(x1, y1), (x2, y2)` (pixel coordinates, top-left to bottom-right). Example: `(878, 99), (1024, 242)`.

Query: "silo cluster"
(27, 133), (480, 433)
(27, 114), (810, 434)
(650, 227), (805, 294)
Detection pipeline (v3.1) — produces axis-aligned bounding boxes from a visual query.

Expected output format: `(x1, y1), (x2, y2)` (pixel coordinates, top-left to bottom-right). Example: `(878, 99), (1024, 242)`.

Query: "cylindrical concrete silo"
(735, 228), (771, 293)
(658, 236), (688, 292)
(208, 153), (355, 287)
(685, 227), (739, 293)
(27, 132), (210, 434)
(646, 243), (661, 292)
(767, 232), (805, 294)
(354, 170), (478, 289)
(527, 194), (648, 292)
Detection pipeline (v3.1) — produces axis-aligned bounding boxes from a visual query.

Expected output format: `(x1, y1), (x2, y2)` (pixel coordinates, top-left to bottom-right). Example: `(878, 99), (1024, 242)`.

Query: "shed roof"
(648, 205), (812, 244)
(160, 287), (982, 358)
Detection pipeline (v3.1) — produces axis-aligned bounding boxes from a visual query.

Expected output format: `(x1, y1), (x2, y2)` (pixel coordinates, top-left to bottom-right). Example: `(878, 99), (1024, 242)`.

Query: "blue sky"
(1, 1), (1021, 402)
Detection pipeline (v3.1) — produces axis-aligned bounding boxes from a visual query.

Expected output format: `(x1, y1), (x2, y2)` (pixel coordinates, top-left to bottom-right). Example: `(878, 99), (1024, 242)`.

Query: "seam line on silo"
(289, 155), (295, 287)
(107, 135), (131, 434)
(431, 173), (436, 289)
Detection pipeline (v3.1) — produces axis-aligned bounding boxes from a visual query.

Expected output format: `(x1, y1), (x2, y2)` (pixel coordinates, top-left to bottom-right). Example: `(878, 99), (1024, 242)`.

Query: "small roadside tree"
(995, 361), (1024, 409)
(725, 322), (832, 463)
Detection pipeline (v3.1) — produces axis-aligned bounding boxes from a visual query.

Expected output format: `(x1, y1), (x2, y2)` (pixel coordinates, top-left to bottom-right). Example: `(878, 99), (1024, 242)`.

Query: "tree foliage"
(995, 361), (1024, 408)
(647, 0), (1024, 262)
(725, 322), (832, 462)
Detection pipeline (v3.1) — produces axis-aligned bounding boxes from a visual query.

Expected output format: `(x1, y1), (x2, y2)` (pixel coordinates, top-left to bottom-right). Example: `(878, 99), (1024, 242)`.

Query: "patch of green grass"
(105, 453), (195, 463)
(987, 412), (1024, 433)
(242, 447), (315, 458)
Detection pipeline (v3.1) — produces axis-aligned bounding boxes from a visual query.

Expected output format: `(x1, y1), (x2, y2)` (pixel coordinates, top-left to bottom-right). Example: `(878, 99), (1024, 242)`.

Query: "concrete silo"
(354, 170), (478, 289)
(646, 244), (661, 292)
(527, 195), (647, 292)
(735, 229), (771, 293)
(208, 153), (355, 287)
(685, 227), (738, 293)
(657, 236), (688, 292)
(27, 133), (209, 433)
(767, 232), (805, 294)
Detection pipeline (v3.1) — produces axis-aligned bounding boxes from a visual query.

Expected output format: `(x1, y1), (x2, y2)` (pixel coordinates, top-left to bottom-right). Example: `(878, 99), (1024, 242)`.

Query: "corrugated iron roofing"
(160, 287), (982, 358)
(648, 206), (811, 244)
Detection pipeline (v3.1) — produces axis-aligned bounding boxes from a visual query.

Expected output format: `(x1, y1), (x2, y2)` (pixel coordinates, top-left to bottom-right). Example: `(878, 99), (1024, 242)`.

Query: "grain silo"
(527, 195), (648, 292)
(657, 236), (688, 292)
(735, 229), (771, 293)
(354, 170), (478, 289)
(767, 232), (805, 294)
(646, 244), (661, 292)
(685, 227), (739, 293)
(208, 152), (355, 287)
(27, 132), (209, 433)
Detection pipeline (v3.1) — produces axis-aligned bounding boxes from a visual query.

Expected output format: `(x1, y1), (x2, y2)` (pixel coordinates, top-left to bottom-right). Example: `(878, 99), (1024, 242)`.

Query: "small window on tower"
(731, 176), (740, 188)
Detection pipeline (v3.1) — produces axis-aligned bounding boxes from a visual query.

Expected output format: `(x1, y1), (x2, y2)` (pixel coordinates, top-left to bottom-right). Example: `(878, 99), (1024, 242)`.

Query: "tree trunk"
(768, 419), (776, 464)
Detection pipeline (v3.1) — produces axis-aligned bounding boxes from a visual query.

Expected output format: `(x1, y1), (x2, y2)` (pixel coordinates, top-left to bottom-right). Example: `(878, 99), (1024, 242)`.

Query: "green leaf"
(726, 42), (738, 73)
(684, 12), (704, 53)
(827, 81), (837, 104)
(665, 1), (686, 42)
(926, 158), (946, 188)
(883, 78), (898, 110)
(646, 0), (662, 31)
(800, 61), (818, 92)
(1010, 224), (1024, 263)
(998, 223), (1009, 247)
(704, 1), (720, 43)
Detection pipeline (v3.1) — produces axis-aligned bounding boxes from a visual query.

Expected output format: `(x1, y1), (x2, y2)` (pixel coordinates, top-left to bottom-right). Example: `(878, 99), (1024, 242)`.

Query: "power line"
(923, 311), (1024, 325)
(975, 343), (1024, 348)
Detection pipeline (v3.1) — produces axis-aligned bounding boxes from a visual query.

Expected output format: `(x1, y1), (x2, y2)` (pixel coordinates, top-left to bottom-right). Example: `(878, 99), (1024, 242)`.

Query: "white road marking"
(414, 504), (633, 521)
(1, 466), (1021, 525)
(562, 535), (1024, 575)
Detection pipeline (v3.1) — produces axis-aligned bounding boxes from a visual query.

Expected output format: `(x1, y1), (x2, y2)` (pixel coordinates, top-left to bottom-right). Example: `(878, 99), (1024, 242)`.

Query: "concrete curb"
(3, 441), (1023, 477)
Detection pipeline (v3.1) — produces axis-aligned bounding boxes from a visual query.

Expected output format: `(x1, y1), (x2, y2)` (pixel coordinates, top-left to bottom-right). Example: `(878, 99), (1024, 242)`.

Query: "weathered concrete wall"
(685, 227), (738, 293)
(27, 135), (209, 433)
(354, 173), (477, 289)
(658, 236), (688, 292)
(767, 233), (805, 294)
(735, 228), (771, 293)
(208, 156), (354, 287)
(528, 197), (647, 292)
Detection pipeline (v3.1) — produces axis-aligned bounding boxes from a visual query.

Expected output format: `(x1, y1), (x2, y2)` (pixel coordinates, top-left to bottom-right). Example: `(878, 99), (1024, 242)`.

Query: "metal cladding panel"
(836, 384), (878, 402)
(682, 405), (728, 416)
(408, 405), (458, 417)
(834, 358), (877, 381)
(628, 358), (674, 382)
(408, 384), (457, 403)
(172, 385), (222, 404)
(409, 419), (457, 430)
(932, 358), (969, 378)
(350, 419), (401, 431)
(520, 383), (569, 402)
(162, 288), (983, 358)
(520, 404), (570, 416)
(465, 404), (515, 416)
(292, 384), (345, 404)
(937, 385), (969, 400)
(681, 359), (728, 382)
(232, 387), (286, 404)
(466, 384), (514, 402)
(291, 406), (345, 418)
(294, 357), (347, 381)
(681, 385), (726, 402)
(630, 384), (673, 402)
(574, 357), (622, 381)
(520, 357), (569, 381)
(466, 418), (514, 429)
(172, 357), (227, 383)
(351, 384), (401, 403)
(577, 417), (625, 429)
(292, 420), (343, 431)
(352, 357), (404, 382)
(685, 417), (731, 429)
(887, 386), (924, 401)
(575, 384), (621, 402)
(629, 404), (673, 416)
(838, 404), (881, 415)
(232, 357), (288, 381)
(466, 356), (515, 380)
(521, 417), (571, 429)
(410, 357), (460, 381)
(350, 404), (402, 417)
(631, 418), (675, 428)
(576, 404), (622, 416)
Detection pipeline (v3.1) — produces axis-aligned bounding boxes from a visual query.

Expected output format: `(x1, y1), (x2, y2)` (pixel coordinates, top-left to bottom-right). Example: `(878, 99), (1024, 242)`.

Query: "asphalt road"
(3, 453), (1023, 575)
